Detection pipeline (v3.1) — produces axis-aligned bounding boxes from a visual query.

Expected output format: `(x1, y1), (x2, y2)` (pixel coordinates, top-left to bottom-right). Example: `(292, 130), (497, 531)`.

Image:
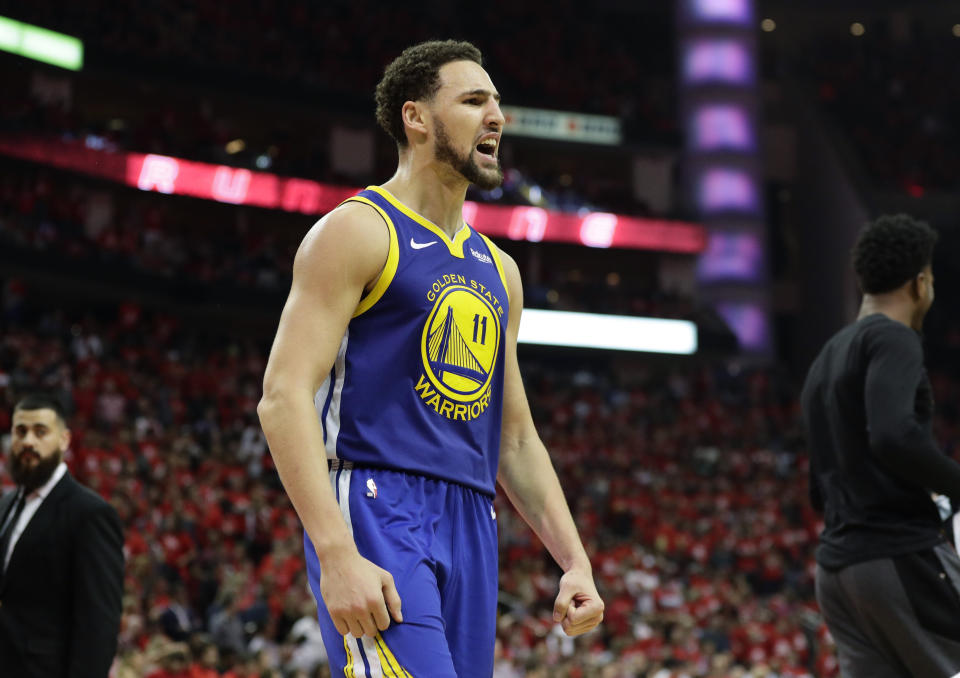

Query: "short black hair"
(14, 393), (68, 425)
(852, 214), (938, 294)
(374, 40), (483, 147)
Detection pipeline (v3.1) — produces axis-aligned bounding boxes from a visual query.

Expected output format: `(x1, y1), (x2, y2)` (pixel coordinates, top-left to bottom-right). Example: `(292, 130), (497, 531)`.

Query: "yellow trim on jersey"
(366, 185), (470, 259)
(343, 637), (356, 677)
(375, 633), (413, 678)
(477, 232), (511, 305)
(344, 196), (400, 318)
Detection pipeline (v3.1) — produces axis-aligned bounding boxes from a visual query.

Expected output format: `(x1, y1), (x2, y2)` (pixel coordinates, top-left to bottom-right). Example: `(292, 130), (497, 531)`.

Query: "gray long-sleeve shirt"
(801, 313), (960, 569)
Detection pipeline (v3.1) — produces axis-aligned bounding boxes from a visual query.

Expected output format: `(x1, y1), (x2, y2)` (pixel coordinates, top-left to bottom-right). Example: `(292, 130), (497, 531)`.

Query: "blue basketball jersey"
(314, 186), (510, 496)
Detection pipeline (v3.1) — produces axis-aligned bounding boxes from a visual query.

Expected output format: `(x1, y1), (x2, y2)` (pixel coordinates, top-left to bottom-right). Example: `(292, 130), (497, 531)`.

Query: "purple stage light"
(683, 39), (753, 85)
(715, 301), (769, 351)
(688, 0), (752, 24)
(697, 231), (762, 281)
(698, 168), (758, 213)
(692, 104), (754, 151)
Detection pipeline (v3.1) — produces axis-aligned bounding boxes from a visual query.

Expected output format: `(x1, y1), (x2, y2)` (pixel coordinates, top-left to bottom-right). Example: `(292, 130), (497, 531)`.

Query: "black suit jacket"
(0, 472), (124, 678)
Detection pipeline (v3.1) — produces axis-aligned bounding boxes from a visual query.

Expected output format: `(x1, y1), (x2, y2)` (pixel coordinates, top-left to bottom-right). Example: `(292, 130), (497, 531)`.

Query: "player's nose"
(485, 100), (505, 130)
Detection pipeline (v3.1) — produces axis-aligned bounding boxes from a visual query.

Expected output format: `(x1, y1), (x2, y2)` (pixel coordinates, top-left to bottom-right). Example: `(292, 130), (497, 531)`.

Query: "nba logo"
(366, 478), (378, 499)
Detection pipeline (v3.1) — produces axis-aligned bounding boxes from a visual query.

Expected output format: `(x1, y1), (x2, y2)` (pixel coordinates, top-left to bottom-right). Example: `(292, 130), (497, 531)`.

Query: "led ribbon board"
(0, 137), (706, 254)
(0, 16), (83, 70)
(518, 309), (697, 354)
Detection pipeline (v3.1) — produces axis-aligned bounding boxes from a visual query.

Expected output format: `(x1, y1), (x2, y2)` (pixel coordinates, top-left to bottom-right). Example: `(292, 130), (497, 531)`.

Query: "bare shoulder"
(294, 201), (390, 286)
(298, 201), (389, 260)
(490, 242), (519, 274)
(488, 242), (523, 306)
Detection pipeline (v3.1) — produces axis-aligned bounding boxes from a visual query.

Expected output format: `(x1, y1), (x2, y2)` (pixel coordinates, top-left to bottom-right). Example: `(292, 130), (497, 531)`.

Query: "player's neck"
(858, 296), (916, 329)
(382, 160), (468, 239)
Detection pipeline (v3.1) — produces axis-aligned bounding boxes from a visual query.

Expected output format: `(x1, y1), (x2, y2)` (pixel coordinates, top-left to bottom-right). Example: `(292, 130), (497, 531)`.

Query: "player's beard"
(10, 448), (62, 493)
(434, 119), (503, 191)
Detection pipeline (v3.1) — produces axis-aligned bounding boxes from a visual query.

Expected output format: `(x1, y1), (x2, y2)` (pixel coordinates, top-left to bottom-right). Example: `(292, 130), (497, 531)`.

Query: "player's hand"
(553, 567), (604, 636)
(318, 548), (403, 638)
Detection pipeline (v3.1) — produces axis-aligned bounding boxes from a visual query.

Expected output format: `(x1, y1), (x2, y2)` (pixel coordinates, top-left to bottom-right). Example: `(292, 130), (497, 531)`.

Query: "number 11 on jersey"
(472, 314), (487, 344)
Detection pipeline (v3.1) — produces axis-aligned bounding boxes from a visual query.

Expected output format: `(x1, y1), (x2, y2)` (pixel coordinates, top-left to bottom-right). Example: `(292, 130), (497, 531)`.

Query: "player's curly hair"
(852, 214), (938, 294)
(375, 40), (483, 147)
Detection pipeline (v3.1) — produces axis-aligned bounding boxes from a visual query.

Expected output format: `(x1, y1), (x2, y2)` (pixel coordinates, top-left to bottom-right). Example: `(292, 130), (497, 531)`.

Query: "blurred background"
(1, 0), (959, 676)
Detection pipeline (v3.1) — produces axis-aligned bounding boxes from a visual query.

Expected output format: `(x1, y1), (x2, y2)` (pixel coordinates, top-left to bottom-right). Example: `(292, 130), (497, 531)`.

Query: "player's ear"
(908, 273), (922, 301)
(917, 268), (935, 304)
(401, 101), (429, 144)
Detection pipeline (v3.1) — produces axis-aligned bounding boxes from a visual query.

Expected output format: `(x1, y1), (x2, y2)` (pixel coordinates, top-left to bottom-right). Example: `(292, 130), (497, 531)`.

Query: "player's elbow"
(257, 379), (291, 428)
(258, 374), (317, 428)
(256, 394), (273, 426)
(256, 394), (288, 456)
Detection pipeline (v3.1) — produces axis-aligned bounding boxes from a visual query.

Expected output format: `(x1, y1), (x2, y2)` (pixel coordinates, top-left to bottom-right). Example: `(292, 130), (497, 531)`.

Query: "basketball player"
(801, 214), (960, 677)
(258, 40), (603, 677)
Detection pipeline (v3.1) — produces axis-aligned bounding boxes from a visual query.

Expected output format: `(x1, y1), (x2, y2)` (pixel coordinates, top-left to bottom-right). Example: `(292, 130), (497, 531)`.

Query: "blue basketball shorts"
(304, 463), (499, 678)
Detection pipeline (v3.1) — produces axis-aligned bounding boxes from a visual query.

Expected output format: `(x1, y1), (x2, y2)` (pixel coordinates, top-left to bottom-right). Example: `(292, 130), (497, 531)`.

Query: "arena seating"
(1, 0), (679, 218)
(808, 31), (960, 193)
(13, 4), (960, 676)
(0, 158), (697, 321)
(0, 278), (844, 676)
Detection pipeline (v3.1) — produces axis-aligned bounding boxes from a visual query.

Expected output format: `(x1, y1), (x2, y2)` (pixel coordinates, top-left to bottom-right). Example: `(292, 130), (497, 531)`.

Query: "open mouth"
(476, 139), (498, 158)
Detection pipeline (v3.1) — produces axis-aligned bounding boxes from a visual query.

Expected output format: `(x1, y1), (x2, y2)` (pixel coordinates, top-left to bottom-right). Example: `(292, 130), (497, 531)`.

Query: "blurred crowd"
(810, 30), (960, 192)
(0, 161), (695, 320)
(0, 162), (297, 295)
(4, 6), (960, 677)
(0, 78), (657, 218)
(0, 275), (852, 677)
(4, 0), (676, 123)
(0, 0), (678, 217)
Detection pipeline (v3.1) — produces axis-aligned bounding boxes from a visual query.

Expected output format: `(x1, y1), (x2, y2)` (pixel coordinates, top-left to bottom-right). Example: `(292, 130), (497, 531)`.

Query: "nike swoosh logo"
(410, 238), (438, 250)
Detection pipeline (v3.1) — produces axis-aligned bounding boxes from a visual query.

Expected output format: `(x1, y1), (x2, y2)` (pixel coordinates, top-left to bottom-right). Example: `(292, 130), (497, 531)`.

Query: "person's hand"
(318, 548), (403, 638)
(552, 567), (603, 636)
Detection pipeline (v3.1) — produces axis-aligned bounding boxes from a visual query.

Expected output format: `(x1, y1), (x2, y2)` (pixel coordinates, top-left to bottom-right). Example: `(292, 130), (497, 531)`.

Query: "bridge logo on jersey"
(414, 281), (502, 421)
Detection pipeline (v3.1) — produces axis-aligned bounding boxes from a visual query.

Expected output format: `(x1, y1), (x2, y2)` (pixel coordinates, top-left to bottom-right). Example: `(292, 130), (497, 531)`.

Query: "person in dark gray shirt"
(801, 214), (960, 678)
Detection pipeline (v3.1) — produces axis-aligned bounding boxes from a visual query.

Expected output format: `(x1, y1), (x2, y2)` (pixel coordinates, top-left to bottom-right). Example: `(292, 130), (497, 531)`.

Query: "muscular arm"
(866, 326), (960, 504)
(69, 501), (124, 678)
(257, 203), (402, 637)
(495, 251), (603, 635)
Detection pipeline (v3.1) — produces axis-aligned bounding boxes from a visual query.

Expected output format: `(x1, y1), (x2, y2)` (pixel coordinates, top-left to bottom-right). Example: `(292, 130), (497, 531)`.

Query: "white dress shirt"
(3, 461), (67, 570)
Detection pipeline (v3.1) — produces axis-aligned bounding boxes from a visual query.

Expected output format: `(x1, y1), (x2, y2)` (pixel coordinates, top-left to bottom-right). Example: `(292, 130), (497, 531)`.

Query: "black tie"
(0, 489), (27, 574)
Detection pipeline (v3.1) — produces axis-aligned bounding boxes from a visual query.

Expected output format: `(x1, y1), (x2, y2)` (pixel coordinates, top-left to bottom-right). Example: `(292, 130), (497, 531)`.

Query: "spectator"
(0, 394), (124, 678)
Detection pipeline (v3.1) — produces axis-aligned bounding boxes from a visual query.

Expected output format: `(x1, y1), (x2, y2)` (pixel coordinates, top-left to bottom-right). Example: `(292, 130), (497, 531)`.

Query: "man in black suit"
(0, 394), (124, 677)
